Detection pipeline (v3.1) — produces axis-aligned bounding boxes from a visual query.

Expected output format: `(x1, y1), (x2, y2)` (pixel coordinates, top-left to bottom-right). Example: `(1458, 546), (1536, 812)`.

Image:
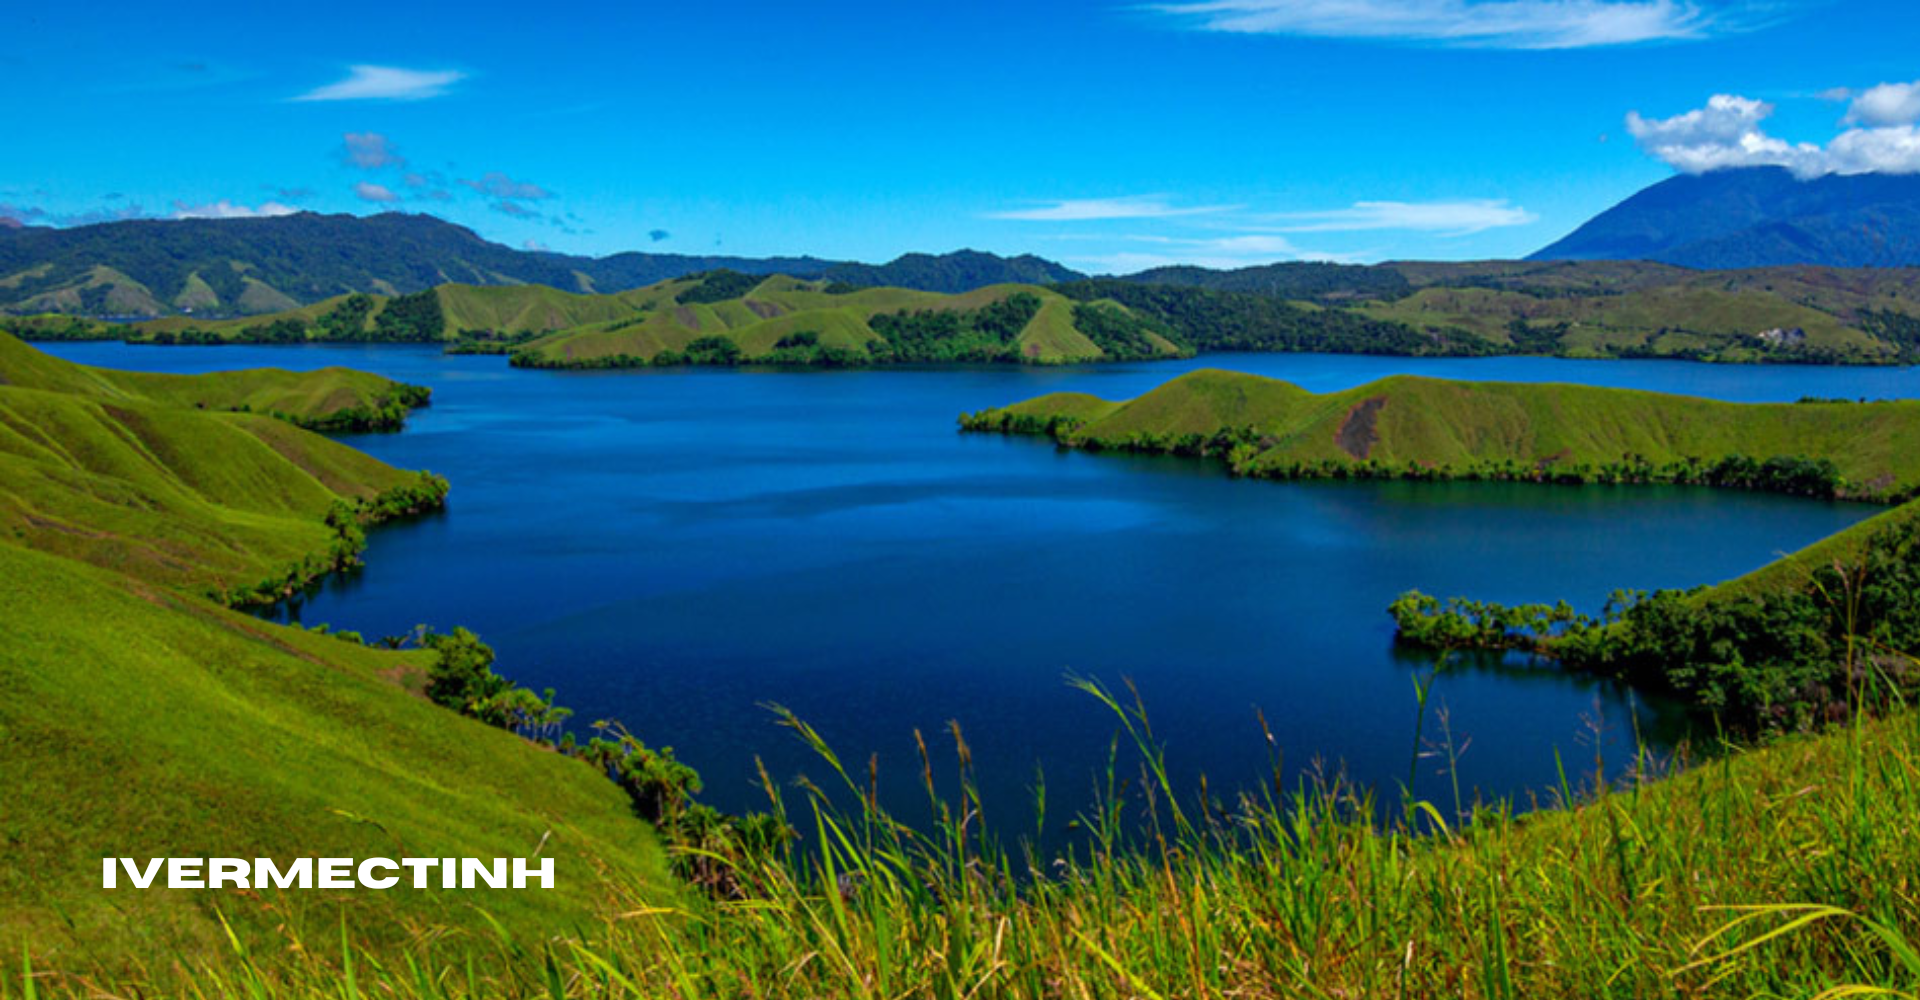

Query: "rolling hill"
(0, 338), (672, 967)
(1066, 260), (1920, 363)
(1531, 167), (1920, 268)
(111, 274), (1189, 365)
(965, 368), (1920, 499)
(0, 211), (1083, 318)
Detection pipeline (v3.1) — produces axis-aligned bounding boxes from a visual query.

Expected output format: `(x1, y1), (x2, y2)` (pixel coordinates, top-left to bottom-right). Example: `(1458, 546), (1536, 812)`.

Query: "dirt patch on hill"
(745, 299), (785, 319)
(674, 306), (699, 328)
(1337, 396), (1388, 459)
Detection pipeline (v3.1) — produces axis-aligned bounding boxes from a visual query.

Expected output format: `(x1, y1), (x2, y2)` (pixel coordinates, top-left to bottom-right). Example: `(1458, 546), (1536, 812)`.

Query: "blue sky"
(2, 1), (1917, 272)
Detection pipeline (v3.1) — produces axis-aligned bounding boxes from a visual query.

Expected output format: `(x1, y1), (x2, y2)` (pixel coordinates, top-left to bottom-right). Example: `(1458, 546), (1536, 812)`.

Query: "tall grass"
(15, 665), (1918, 999)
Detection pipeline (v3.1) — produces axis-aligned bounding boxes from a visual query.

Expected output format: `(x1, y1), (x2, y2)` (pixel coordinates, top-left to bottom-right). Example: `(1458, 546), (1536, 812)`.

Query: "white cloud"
(295, 65), (464, 102)
(1628, 89), (1920, 178)
(1844, 80), (1920, 127)
(1149, 0), (1731, 49)
(353, 182), (400, 203)
(1069, 232), (1367, 273)
(986, 196), (1235, 221)
(1626, 94), (1827, 176)
(342, 132), (404, 169)
(1826, 125), (1920, 174)
(1261, 199), (1537, 234)
(170, 200), (299, 219)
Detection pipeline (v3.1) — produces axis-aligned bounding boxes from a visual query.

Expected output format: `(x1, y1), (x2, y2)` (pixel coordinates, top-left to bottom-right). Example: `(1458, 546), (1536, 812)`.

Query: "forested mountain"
(0, 212), (1078, 317)
(1113, 261), (1412, 301)
(821, 250), (1083, 292)
(1531, 167), (1920, 268)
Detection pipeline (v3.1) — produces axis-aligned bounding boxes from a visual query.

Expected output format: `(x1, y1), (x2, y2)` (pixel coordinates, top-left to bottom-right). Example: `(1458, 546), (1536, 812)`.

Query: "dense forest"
(1056, 280), (1494, 355)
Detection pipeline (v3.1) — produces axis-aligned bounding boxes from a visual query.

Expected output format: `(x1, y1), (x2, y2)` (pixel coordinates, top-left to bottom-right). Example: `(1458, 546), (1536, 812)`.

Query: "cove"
(44, 342), (1910, 834)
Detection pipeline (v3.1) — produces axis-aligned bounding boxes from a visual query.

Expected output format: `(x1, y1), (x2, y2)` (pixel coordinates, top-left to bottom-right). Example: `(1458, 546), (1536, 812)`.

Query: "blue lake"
(44, 342), (1917, 834)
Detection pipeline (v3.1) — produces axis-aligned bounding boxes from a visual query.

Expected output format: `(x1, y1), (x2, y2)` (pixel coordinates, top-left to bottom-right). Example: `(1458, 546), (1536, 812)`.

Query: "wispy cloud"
(986, 195), (1236, 221)
(1066, 232), (1369, 273)
(171, 199), (299, 219)
(353, 182), (400, 204)
(1261, 199), (1538, 234)
(460, 171), (553, 201)
(1629, 84), (1920, 178)
(490, 200), (541, 218)
(342, 132), (405, 169)
(3, 202), (151, 227)
(1146, 0), (1753, 49)
(295, 65), (465, 102)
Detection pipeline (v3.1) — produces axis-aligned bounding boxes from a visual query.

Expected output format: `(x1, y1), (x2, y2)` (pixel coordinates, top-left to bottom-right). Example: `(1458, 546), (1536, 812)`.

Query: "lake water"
(44, 342), (1915, 836)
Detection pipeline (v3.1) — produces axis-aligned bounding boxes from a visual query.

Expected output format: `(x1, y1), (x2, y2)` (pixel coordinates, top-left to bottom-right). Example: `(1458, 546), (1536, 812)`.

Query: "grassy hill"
(1, 543), (666, 972)
(114, 275), (1188, 365)
(0, 340), (671, 971)
(0, 331), (431, 431)
(970, 369), (1920, 729)
(967, 368), (1920, 499)
(1077, 258), (1920, 363)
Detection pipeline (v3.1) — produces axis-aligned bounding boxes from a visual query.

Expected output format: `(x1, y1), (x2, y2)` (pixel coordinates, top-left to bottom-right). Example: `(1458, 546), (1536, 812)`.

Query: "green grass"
(0, 542), (668, 976)
(6, 338), (1919, 997)
(0, 334), (442, 597)
(979, 368), (1920, 498)
(0, 337), (670, 980)
(111, 277), (1185, 365)
(511, 279), (1182, 366)
(1356, 284), (1881, 359)
(0, 333), (429, 427)
(12, 676), (1916, 998)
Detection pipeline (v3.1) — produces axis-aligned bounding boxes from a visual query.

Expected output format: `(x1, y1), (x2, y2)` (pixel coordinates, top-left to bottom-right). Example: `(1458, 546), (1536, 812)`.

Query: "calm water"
(45, 343), (1914, 835)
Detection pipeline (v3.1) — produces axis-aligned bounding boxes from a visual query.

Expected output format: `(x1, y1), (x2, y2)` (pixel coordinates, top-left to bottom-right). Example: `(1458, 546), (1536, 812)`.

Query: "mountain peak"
(1532, 167), (1920, 268)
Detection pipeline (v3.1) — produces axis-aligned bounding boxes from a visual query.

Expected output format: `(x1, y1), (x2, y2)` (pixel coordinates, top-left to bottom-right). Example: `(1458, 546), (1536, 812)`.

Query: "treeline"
(1389, 511), (1920, 729)
(0, 315), (119, 341)
(219, 472), (449, 606)
(306, 621), (790, 895)
(1115, 260), (1413, 301)
(1055, 280), (1496, 356)
(676, 269), (764, 305)
(1070, 301), (1191, 360)
(281, 382), (432, 433)
(141, 290), (448, 345)
(962, 408), (1878, 501)
(1860, 308), (1920, 360)
(868, 292), (1043, 362)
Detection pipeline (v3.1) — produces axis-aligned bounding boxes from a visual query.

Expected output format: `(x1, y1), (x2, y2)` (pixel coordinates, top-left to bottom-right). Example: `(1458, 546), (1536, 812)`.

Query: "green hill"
(1072, 259), (1920, 363)
(969, 369), (1920, 727)
(116, 275), (1189, 366)
(1, 543), (666, 970)
(0, 331), (431, 431)
(0, 339), (670, 969)
(968, 368), (1920, 499)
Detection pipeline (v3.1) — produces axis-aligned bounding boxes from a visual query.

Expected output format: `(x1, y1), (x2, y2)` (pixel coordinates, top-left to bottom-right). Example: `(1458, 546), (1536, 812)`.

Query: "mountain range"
(0, 212), (1085, 317)
(9, 166), (1920, 321)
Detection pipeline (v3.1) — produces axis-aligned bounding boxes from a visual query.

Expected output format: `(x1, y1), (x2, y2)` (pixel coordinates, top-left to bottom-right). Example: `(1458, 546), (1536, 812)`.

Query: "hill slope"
(1532, 167), (1920, 268)
(0, 339), (668, 967)
(967, 369), (1920, 498)
(117, 275), (1188, 365)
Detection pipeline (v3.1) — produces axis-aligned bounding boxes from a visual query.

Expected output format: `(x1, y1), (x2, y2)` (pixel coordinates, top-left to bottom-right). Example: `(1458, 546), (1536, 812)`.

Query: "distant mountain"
(1113, 261), (1411, 301)
(0, 212), (1079, 317)
(821, 250), (1082, 293)
(1532, 167), (1920, 268)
